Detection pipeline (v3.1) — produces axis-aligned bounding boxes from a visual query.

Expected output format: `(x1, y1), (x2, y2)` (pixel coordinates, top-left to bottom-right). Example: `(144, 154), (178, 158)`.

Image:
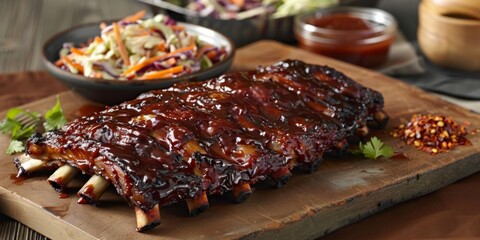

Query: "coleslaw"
(186, 0), (338, 19)
(56, 11), (228, 80)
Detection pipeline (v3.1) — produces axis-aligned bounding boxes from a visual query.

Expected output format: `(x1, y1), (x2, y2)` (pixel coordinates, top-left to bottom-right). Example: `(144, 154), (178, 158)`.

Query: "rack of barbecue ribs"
(15, 60), (388, 232)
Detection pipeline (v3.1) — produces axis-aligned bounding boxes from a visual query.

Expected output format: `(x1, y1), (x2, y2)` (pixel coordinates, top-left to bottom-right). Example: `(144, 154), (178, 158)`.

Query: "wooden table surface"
(1, 0), (480, 239)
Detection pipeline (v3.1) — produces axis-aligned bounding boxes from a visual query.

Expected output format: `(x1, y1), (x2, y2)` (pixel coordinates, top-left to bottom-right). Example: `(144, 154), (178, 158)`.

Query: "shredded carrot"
(99, 22), (107, 30)
(54, 58), (64, 67)
(94, 36), (103, 43)
(122, 43), (195, 77)
(142, 72), (174, 80)
(207, 51), (217, 60)
(113, 22), (130, 66)
(161, 73), (174, 78)
(70, 47), (85, 56)
(63, 57), (84, 73)
(122, 10), (146, 23)
(156, 42), (166, 52)
(168, 25), (186, 31)
(171, 44), (196, 56)
(138, 66), (184, 80)
(231, 0), (245, 7)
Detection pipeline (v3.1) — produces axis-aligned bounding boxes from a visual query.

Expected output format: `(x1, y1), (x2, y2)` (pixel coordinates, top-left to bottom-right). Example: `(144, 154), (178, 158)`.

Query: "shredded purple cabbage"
(93, 62), (120, 78)
(164, 16), (177, 26)
(62, 43), (74, 49)
(188, 0), (266, 19)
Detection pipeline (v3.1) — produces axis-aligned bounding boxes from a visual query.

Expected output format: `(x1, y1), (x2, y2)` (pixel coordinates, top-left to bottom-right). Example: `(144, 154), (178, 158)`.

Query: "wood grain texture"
(1, 41), (480, 239)
(0, 71), (66, 110)
(0, 0), (150, 73)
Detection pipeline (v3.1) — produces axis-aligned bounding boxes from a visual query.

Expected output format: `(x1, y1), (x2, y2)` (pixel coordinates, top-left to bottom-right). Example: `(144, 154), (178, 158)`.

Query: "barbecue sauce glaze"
(26, 60), (385, 211)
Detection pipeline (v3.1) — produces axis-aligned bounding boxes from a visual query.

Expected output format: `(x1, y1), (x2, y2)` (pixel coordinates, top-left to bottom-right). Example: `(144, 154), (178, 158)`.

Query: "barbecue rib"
(17, 59), (388, 232)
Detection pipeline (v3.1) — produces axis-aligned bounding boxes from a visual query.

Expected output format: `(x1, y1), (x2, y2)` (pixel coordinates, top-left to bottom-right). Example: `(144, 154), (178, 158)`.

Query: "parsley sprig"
(1, 108), (40, 154)
(6, 140), (26, 154)
(355, 137), (394, 160)
(0, 96), (67, 154)
(43, 97), (68, 132)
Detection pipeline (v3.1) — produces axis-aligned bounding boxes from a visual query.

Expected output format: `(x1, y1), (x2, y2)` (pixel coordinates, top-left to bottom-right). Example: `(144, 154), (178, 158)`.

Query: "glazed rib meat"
(18, 60), (387, 232)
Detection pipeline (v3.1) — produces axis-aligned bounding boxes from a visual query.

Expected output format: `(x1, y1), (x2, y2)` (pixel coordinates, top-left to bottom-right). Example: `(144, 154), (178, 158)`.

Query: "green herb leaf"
(1, 108), (22, 134)
(1, 98), (66, 155)
(14, 124), (38, 140)
(358, 137), (394, 160)
(43, 96), (67, 131)
(2, 108), (27, 134)
(1, 108), (40, 154)
(0, 117), (22, 135)
(200, 55), (213, 70)
(6, 139), (25, 154)
(0, 108), (40, 140)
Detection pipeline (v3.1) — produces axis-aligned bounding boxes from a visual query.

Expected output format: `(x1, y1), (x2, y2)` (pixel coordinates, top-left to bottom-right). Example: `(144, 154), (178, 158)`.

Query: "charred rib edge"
(186, 191), (209, 216)
(232, 183), (252, 203)
(14, 154), (48, 177)
(271, 167), (292, 188)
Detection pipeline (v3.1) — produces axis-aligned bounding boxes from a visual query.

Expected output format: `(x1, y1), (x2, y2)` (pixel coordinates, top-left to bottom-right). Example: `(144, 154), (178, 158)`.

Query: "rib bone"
(13, 153), (62, 176)
(77, 175), (111, 204)
(306, 158), (323, 174)
(14, 154), (48, 176)
(135, 204), (161, 232)
(47, 165), (79, 192)
(186, 191), (209, 216)
(357, 125), (370, 137)
(271, 167), (292, 188)
(231, 183), (252, 203)
(370, 110), (389, 129)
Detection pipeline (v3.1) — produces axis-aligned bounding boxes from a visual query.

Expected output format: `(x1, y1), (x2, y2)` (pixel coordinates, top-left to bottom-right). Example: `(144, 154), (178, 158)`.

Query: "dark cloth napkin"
(375, 35), (480, 100)
(397, 43), (480, 100)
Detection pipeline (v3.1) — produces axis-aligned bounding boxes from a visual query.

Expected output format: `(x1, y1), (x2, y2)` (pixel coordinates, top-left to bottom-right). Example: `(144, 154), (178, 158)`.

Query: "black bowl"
(146, 0), (296, 47)
(42, 21), (235, 105)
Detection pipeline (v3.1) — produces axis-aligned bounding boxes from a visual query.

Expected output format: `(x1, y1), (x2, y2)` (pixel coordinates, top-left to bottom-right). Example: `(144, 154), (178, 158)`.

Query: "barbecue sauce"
(58, 193), (69, 198)
(390, 152), (410, 160)
(309, 14), (372, 30)
(296, 13), (395, 68)
(10, 174), (28, 185)
(74, 104), (105, 117)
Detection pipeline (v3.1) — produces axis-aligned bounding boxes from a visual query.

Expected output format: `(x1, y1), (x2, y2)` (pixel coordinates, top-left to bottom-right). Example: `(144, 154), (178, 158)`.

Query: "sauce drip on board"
(10, 174), (28, 185)
(58, 193), (69, 198)
(390, 152), (410, 160)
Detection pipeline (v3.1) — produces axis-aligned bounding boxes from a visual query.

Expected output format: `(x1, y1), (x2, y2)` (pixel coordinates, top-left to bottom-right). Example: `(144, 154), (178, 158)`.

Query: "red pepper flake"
(391, 114), (471, 155)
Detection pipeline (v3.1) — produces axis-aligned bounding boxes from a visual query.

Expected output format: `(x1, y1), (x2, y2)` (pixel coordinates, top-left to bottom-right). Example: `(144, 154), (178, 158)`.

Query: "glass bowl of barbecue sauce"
(294, 7), (397, 68)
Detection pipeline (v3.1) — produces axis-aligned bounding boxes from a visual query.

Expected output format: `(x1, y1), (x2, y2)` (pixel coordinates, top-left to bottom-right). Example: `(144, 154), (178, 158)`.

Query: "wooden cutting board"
(1, 41), (480, 240)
